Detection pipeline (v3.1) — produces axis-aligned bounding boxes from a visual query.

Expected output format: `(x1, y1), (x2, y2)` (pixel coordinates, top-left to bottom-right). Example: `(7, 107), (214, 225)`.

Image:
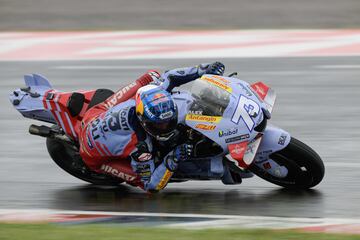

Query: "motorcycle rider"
(79, 62), (225, 192)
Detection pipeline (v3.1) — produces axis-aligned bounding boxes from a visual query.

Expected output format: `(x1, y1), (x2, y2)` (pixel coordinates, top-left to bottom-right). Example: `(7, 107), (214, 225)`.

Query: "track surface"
(0, 57), (359, 218)
(1, 0), (360, 30)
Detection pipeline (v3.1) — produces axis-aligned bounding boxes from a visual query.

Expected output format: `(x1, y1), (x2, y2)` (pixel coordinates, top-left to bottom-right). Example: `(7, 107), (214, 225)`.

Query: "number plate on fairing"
(185, 75), (265, 151)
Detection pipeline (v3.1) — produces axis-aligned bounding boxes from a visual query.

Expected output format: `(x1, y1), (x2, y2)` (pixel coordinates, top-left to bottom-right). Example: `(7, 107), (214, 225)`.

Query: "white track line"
(53, 65), (160, 70)
(1, 209), (360, 225)
(316, 65), (360, 69)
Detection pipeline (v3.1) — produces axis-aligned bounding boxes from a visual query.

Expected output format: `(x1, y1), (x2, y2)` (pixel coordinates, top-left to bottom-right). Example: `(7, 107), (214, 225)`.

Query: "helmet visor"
(143, 117), (178, 137)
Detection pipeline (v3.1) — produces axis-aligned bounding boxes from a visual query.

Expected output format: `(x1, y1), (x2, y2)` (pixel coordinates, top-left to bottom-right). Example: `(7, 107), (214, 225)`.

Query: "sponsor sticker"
(138, 153), (152, 161)
(278, 134), (287, 145)
(104, 82), (137, 109)
(228, 141), (251, 169)
(228, 141), (248, 162)
(219, 128), (238, 138)
(225, 133), (250, 143)
(186, 114), (222, 123)
(201, 76), (232, 93)
(100, 164), (136, 181)
(159, 111), (174, 120)
(144, 105), (155, 119)
(211, 75), (230, 84)
(195, 123), (216, 131)
(188, 110), (203, 115)
(119, 108), (130, 130)
(156, 169), (173, 190)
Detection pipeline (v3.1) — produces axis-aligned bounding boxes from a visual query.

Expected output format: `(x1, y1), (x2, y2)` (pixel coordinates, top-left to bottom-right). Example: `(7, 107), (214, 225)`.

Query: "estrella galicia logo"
(219, 128), (238, 138)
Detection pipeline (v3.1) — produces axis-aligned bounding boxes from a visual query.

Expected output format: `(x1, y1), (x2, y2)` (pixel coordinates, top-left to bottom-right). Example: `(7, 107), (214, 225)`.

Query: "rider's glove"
(198, 62), (225, 76)
(131, 142), (154, 181)
(165, 144), (193, 171)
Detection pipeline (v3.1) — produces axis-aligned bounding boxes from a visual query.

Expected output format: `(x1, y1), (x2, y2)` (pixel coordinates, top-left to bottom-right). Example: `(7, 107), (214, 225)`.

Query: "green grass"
(0, 223), (359, 240)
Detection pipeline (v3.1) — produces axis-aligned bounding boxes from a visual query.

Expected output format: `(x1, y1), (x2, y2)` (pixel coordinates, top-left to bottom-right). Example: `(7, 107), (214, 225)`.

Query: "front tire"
(249, 137), (324, 189)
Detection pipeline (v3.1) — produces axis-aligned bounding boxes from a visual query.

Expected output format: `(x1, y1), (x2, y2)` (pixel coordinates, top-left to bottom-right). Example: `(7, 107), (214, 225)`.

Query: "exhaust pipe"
(29, 124), (52, 137)
(29, 124), (76, 148)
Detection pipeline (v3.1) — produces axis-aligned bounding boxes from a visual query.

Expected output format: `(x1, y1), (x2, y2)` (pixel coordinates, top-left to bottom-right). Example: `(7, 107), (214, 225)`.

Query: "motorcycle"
(9, 73), (324, 189)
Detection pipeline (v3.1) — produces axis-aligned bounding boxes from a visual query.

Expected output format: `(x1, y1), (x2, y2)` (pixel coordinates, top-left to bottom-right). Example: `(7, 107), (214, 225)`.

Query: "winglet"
(251, 82), (276, 113)
(24, 74), (52, 89)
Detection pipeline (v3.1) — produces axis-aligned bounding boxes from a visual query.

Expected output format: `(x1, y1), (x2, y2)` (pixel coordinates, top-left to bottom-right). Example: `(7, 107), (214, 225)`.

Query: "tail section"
(9, 74), (57, 124)
(10, 74), (100, 141)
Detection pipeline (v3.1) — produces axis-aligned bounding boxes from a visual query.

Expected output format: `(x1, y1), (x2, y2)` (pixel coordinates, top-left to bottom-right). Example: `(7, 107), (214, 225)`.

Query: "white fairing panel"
(255, 124), (291, 162)
(172, 91), (193, 124)
(253, 124), (291, 178)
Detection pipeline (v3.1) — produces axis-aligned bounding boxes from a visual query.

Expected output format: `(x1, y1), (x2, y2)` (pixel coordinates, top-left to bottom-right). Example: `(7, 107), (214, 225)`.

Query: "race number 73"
(231, 95), (260, 131)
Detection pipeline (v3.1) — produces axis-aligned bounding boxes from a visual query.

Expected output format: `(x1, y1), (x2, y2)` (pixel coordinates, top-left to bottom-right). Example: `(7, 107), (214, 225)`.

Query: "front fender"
(254, 124), (291, 164)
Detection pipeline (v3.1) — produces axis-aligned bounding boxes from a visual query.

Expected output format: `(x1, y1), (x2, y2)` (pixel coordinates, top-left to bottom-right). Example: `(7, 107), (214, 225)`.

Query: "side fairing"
(172, 91), (193, 125)
(184, 75), (265, 151)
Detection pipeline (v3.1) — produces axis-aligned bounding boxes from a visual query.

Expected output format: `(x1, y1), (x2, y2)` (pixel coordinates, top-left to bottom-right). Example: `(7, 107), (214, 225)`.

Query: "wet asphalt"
(0, 57), (359, 218)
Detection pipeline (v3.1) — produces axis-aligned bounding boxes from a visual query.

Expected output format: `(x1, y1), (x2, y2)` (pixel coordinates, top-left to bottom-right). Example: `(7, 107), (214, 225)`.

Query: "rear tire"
(249, 137), (324, 189)
(46, 137), (122, 186)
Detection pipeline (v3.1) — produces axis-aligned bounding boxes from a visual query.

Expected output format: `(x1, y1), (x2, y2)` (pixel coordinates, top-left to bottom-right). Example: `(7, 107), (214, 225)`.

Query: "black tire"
(249, 137), (325, 189)
(46, 137), (122, 186)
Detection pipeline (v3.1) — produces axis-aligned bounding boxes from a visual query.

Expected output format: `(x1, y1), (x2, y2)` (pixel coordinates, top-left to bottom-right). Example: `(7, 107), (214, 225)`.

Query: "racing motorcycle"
(9, 73), (324, 189)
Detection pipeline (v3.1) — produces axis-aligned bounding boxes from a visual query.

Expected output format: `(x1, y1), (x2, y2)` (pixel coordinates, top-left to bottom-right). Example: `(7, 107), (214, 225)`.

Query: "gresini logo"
(101, 164), (136, 181)
(104, 82), (137, 109)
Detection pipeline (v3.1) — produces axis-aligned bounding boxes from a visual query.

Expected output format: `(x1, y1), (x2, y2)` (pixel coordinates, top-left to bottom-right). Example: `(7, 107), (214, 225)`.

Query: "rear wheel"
(249, 137), (324, 189)
(46, 137), (122, 186)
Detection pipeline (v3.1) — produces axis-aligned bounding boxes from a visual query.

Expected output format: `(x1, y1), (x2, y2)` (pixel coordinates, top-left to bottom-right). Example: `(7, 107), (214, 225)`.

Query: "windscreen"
(188, 79), (230, 116)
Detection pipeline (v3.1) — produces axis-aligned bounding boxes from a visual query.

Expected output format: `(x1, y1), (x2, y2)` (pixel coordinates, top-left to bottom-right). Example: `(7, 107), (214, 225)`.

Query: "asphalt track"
(0, 57), (359, 218)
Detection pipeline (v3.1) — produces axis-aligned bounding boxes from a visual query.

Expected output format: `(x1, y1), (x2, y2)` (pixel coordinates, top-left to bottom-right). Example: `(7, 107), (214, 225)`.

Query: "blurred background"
(1, 0), (360, 30)
(0, 0), (360, 228)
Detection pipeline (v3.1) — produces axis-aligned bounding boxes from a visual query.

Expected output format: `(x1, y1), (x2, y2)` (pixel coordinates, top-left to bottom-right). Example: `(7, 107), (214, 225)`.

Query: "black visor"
(143, 117), (178, 138)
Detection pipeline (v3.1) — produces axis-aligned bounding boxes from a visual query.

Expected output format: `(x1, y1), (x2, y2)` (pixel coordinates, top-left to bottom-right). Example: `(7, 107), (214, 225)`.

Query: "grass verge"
(0, 223), (359, 240)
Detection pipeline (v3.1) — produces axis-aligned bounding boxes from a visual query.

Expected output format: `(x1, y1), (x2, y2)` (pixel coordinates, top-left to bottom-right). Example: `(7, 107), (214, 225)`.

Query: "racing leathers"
(79, 62), (225, 192)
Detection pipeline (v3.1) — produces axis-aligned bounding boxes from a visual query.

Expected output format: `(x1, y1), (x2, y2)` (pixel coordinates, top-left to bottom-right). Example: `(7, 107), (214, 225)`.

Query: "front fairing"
(183, 75), (266, 152)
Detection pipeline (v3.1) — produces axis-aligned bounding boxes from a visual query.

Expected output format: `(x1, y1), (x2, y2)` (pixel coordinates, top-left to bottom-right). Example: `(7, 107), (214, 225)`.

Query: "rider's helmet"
(135, 85), (178, 140)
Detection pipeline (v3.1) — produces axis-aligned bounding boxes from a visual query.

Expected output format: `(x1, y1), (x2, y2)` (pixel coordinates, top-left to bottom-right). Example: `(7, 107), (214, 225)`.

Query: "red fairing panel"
(250, 82), (270, 100)
(228, 141), (249, 169)
(42, 89), (97, 140)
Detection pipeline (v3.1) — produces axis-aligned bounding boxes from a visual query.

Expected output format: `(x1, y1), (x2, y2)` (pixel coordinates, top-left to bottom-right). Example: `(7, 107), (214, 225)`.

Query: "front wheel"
(249, 137), (325, 189)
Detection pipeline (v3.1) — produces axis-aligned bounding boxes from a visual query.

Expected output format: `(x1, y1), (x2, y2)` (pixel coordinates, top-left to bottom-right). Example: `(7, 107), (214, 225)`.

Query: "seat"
(67, 92), (85, 117)
(86, 88), (114, 110)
